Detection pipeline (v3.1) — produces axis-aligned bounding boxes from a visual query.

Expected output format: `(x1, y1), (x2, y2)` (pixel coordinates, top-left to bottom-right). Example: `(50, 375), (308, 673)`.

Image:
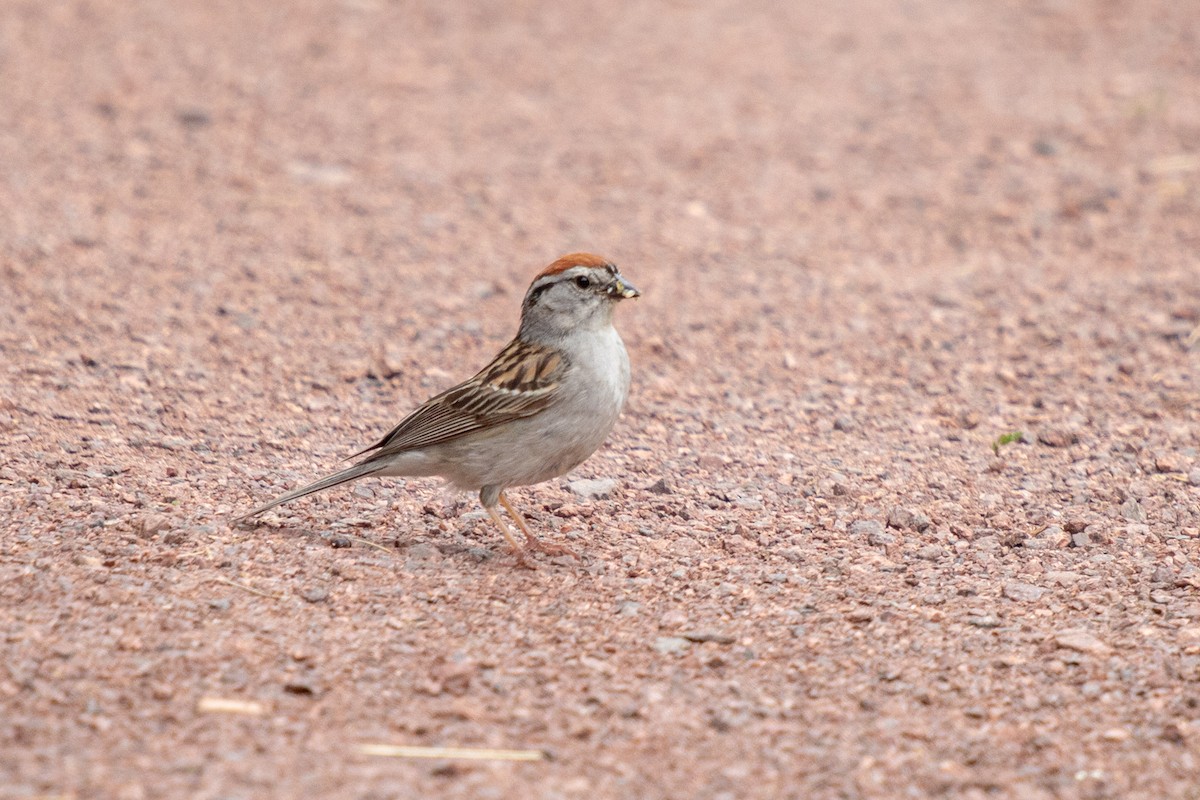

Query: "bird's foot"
(511, 548), (540, 570)
(523, 536), (581, 561)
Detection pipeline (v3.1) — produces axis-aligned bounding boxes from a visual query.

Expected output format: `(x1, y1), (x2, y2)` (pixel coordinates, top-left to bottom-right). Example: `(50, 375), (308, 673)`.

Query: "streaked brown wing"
(354, 338), (567, 461)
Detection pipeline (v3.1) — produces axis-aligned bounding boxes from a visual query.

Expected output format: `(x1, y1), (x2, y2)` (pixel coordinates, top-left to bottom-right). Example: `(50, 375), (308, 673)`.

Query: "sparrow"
(238, 253), (640, 567)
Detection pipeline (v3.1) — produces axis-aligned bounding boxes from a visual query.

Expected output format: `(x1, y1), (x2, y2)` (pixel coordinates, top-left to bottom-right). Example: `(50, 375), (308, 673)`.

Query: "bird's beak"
(611, 276), (640, 299)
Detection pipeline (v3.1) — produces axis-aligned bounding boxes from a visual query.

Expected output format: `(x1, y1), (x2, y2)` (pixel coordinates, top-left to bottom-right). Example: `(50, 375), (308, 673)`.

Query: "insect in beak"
(610, 277), (640, 299)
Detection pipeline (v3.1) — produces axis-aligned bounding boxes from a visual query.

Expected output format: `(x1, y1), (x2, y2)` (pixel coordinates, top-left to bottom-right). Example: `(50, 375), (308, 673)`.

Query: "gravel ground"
(3, 1), (1200, 798)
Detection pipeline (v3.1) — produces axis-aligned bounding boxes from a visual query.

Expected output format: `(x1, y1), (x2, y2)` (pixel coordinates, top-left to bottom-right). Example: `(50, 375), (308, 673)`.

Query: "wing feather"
(352, 339), (568, 461)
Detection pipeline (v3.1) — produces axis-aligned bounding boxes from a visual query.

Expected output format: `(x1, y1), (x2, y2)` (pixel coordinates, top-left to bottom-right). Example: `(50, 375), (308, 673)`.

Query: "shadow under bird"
(237, 253), (640, 568)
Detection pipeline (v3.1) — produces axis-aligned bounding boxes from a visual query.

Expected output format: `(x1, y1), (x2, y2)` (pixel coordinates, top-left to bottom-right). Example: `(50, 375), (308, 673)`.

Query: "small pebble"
(1162, 723), (1188, 744)
(1155, 455), (1183, 474)
(653, 637), (690, 655)
(617, 601), (641, 616)
(1121, 499), (1147, 523)
(1037, 427), (1079, 447)
(868, 529), (895, 546)
(1054, 630), (1112, 655)
(660, 609), (688, 628)
(302, 587), (329, 603)
(645, 478), (674, 495)
(850, 519), (886, 540)
(1025, 525), (1068, 550)
(567, 478), (618, 500)
(887, 506), (931, 532)
(1151, 566), (1175, 586)
(915, 544), (946, 560)
(1003, 581), (1045, 602)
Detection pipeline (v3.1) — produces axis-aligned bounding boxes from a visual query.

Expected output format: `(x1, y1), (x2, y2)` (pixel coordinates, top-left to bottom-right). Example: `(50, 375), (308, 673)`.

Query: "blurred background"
(4, 0), (1197, 349)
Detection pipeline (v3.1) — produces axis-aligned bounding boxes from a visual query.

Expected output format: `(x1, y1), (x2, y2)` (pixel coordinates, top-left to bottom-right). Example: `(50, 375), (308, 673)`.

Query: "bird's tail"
(235, 461), (385, 522)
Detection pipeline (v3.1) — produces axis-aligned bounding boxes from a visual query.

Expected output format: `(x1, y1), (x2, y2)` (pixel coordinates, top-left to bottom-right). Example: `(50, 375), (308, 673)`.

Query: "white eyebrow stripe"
(530, 265), (592, 291)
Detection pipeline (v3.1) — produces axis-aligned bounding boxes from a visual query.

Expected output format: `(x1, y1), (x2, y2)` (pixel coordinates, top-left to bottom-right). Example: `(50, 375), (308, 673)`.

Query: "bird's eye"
(574, 275), (591, 289)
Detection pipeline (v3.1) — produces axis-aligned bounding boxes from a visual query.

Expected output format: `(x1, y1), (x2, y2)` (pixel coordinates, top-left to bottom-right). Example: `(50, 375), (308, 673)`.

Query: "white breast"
(496, 325), (630, 487)
(423, 325), (632, 491)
